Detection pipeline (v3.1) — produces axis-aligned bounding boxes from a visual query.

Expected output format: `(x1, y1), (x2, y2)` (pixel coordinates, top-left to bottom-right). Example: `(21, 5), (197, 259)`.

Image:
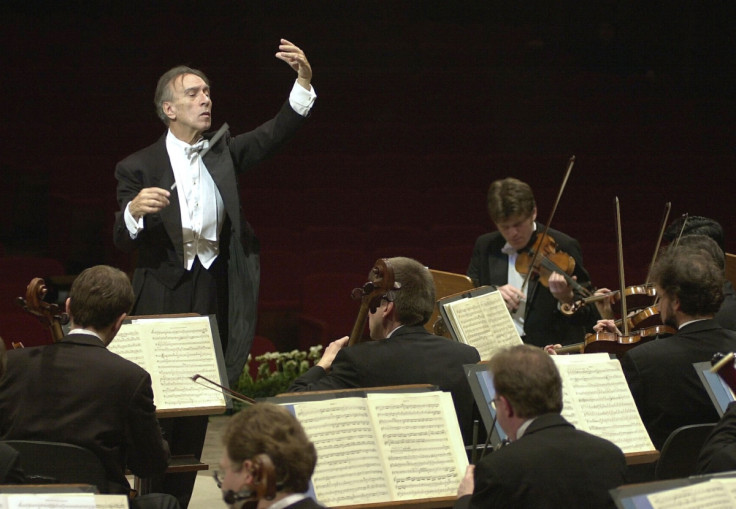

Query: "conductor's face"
(165, 73), (212, 142)
(495, 208), (537, 251)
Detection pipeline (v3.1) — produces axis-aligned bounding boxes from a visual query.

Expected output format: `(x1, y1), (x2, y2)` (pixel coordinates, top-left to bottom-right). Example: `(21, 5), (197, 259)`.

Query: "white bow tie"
(185, 139), (209, 157)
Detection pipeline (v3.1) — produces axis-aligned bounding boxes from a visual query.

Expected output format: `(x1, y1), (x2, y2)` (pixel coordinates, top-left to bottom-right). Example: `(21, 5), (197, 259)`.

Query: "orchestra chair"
(426, 269), (475, 337)
(654, 423), (717, 480)
(725, 253), (736, 289)
(1, 440), (109, 493)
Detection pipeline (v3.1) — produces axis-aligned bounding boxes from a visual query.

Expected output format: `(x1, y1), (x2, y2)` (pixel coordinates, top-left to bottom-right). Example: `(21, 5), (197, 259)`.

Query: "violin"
(13, 277), (69, 348)
(558, 198), (662, 357)
(515, 233), (591, 296)
(348, 259), (401, 346)
(513, 156), (592, 298)
(561, 284), (657, 316)
(554, 324), (675, 357)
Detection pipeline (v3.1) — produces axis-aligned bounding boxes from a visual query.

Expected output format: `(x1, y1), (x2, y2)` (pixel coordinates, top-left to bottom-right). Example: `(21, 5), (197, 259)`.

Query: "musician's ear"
(530, 207), (537, 222)
(241, 459), (256, 485)
(162, 101), (176, 121)
(498, 395), (514, 418)
(65, 298), (71, 315)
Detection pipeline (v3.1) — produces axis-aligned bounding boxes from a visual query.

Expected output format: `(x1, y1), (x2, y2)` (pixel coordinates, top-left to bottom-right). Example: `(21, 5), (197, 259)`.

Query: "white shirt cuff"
(289, 80), (316, 116)
(124, 201), (144, 239)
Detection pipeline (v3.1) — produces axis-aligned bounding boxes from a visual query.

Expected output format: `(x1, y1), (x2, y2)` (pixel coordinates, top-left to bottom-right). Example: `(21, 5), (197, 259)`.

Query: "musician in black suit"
(113, 41), (315, 507)
(0, 266), (176, 509)
(114, 40), (315, 387)
(663, 216), (736, 331)
(287, 257), (481, 444)
(600, 244), (736, 449)
(467, 177), (601, 347)
(0, 340), (25, 485)
(217, 403), (324, 509)
(697, 401), (736, 474)
(455, 344), (626, 509)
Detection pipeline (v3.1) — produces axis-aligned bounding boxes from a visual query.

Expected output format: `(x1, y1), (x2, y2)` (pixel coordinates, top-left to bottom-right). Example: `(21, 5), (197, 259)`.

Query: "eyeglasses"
(213, 470), (224, 489)
(368, 293), (394, 314)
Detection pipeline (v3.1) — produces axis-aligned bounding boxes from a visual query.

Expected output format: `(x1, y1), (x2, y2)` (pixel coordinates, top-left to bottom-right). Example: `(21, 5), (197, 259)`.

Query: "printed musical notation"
(553, 353), (655, 454)
(289, 391), (467, 506)
(109, 316), (226, 411)
(442, 289), (522, 361)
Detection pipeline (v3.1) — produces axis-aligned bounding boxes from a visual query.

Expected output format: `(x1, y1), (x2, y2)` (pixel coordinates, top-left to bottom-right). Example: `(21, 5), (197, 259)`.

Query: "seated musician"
(596, 245), (736, 450)
(0, 265), (177, 509)
(663, 216), (736, 331)
(455, 344), (626, 509)
(287, 256), (481, 444)
(216, 402), (323, 508)
(467, 177), (601, 348)
(0, 339), (25, 484)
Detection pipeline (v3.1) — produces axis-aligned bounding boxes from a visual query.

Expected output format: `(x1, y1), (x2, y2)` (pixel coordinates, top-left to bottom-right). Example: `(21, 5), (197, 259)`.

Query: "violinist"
(287, 257), (480, 444)
(216, 403), (323, 509)
(663, 217), (736, 331)
(601, 245), (736, 450)
(454, 345), (626, 509)
(467, 177), (601, 347)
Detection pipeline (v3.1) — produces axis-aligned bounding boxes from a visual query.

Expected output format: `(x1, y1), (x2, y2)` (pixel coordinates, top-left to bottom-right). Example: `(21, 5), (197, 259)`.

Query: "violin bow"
(614, 197), (630, 336)
(520, 155), (575, 293)
(643, 202), (671, 286)
(190, 374), (256, 405)
(673, 213), (690, 247)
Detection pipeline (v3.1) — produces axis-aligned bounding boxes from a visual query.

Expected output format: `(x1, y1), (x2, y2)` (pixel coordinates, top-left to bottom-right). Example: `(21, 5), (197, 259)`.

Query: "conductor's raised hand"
(275, 39), (312, 90)
(317, 336), (349, 372)
(129, 187), (170, 220)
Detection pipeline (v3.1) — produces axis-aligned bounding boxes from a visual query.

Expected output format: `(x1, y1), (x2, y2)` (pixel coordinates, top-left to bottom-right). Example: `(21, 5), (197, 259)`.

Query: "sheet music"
(0, 494), (127, 509)
(108, 316), (225, 410)
(367, 392), (467, 500)
(553, 355), (655, 453)
(444, 291), (522, 360)
(294, 398), (391, 506)
(647, 480), (736, 509)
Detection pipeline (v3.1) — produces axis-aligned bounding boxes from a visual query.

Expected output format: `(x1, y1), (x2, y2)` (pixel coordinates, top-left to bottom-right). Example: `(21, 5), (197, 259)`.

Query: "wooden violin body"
(515, 233), (590, 295)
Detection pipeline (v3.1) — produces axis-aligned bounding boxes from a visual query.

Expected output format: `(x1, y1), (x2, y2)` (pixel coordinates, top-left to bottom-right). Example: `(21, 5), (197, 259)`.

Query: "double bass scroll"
(348, 259), (401, 346)
(13, 277), (69, 348)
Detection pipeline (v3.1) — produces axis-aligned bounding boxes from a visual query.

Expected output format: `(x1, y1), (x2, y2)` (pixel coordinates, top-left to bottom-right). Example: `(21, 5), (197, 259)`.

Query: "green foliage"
(234, 346), (323, 409)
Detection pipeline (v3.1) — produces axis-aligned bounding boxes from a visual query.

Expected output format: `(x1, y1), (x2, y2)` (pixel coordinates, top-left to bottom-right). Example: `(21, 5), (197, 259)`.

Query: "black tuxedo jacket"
(697, 401), (736, 474)
(0, 443), (25, 484)
(621, 319), (736, 449)
(0, 334), (169, 494)
(467, 225), (598, 347)
(716, 281), (736, 331)
(287, 325), (481, 444)
(454, 414), (627, 509)
(114, 101), (307, 382)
